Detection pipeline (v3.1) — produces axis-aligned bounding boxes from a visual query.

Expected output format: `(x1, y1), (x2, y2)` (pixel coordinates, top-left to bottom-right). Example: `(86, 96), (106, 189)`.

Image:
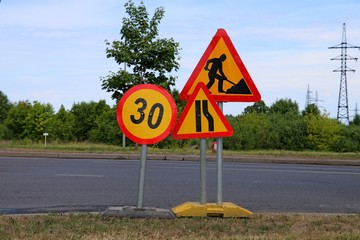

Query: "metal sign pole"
(200, 138), (207, 204)
(217, 102), (223, 206)
(137, 144), (147, 209)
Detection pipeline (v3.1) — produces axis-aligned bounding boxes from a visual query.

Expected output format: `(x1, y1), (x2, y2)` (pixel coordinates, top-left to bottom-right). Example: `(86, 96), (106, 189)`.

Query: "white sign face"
(43, 133), (49, 136)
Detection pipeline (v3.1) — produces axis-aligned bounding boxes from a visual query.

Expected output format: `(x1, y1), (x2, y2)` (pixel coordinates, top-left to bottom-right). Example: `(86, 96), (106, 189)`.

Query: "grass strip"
(2, 141), (360, 160)
(0, 213), (359, 240)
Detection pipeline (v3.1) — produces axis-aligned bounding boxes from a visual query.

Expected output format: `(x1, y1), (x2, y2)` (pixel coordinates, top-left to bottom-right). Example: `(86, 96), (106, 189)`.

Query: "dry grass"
(1, 213), (360, 240)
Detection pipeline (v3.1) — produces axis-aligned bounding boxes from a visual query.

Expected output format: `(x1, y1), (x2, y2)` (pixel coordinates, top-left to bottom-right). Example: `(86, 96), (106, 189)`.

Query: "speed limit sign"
(117, 84), (177, 145)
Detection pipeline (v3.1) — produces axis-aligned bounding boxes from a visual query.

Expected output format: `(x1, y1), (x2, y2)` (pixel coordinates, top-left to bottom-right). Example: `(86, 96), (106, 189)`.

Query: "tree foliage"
(2, 91), (360, 153)
(269, 113), (307, 150)
(88, 105), (122, 145)
(51, 105), (75, 142)
(269, 98), (299, 115)
(101, 0), (181, 100)
(23, 101), (54, 141)
(0, 91), (12, 139)
(304, 114), (341, 151)
(225, 113), (274, 150)
(302, 103), (321, 116)
(4, 101), (32, 139)
(71, 101), (109, 141)
(0, 91), (12, 123)
(243, 100), (269, 114)
(351, 114), (360, 126)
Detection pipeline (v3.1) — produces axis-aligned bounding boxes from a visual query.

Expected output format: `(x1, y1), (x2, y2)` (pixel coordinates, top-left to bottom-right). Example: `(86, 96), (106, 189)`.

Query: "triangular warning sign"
(172, 83), (233, 140)
(180, 28), (261, 102)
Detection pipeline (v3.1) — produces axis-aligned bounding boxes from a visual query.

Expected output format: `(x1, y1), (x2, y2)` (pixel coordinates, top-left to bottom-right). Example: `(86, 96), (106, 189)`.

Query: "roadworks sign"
(172, 83), (233, 139)
(180, 28), (261, 102)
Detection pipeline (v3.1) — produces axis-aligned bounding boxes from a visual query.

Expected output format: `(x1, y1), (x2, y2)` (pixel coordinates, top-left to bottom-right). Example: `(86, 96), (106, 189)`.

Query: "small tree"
(269, 98), (300, 115)
(302, 103), (321, 116)
(24, 101), (54, 141)
(4, 101), (32, 139)
(89, 105), (123, 145)
(304, 114), (341, 151)
(51, 105), (75, 142)
(243, 100), (269, 114)
(350, 114), (360, 126)
(0, 91), (12, 123)
(101, 0), (181, 100)
(71, 101), (103, 141)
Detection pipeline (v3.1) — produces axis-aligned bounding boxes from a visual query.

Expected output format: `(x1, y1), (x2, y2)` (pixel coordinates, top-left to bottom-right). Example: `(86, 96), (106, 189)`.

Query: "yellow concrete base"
(172, 202), (252, 218)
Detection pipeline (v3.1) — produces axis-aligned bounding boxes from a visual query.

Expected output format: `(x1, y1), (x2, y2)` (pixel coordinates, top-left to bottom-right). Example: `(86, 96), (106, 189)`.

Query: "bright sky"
(1, 0), (360, 117)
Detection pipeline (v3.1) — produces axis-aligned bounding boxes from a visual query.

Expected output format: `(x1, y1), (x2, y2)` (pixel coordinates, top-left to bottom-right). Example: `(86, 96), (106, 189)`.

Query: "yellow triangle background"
(176, 87), (229, 135)
(188, 38), (244, 96)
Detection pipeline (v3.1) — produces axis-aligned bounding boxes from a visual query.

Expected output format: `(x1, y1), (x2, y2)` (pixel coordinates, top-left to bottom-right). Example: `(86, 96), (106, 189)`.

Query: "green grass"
(2, 140), (360, 160)
(0, 213), (359, 240)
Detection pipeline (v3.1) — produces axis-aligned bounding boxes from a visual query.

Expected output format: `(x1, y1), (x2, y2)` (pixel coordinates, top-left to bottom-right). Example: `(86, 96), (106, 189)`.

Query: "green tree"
(0, 124), (12, 140)
(304, 114), (341, 151)
(71, 100), (111, 142)
(302, 103), (321, 116)
(269, 98), (299, 115)
(24, 101), (54, 141)
(101, 0), (181, 100)
(0, 91), (12, 123)
(333, 124), (360, 152)
(0, 91), (12, 124)
(171, 89), (186, 118)
(72, 101), (98, 141)
(89, 105), (122, 145)
(269, 113), (307, 150)
(243, 100), (269, 114)
(4, 101), (32, 139)
(225, 113), (274, 150)
(51, 105), (75, 142)
(0, 91), (13, 139)
(350, 114), (360, 126)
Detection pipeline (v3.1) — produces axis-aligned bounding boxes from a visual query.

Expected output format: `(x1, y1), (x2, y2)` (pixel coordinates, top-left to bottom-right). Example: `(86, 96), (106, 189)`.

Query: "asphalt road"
(1, 156), (360, 214)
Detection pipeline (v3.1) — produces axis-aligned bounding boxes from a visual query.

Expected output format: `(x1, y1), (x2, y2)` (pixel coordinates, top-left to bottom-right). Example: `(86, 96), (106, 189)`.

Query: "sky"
(1, 0), (360, 118)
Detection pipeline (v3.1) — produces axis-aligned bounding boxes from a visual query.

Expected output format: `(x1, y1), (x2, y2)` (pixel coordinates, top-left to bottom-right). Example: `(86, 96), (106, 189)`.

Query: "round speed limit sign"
(117, 84), (177, 145)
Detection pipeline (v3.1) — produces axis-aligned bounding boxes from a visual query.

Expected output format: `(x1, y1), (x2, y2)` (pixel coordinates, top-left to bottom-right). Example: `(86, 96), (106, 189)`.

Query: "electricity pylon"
(329, 23), (360, 125)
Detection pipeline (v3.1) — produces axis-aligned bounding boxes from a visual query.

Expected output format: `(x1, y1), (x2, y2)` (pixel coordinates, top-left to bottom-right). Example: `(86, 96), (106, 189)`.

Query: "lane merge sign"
(180, 28), (261, 102)
(172, 82), (233, 140)
(117, 84), (177, 145)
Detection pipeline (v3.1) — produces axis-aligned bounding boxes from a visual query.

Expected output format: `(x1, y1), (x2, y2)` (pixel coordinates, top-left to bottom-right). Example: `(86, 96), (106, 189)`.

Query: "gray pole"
(200, 138), (207, 204)
(122, 62), (127, 148)
(137, 144), (147, 209)
(217, 102), (223, 205)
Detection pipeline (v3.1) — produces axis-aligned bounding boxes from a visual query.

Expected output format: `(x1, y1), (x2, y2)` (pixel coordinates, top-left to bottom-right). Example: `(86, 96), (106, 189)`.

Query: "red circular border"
(116, 84), (177, 145)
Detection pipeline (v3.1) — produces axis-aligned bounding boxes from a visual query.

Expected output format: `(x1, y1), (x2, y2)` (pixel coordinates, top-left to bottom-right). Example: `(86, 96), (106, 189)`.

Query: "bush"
(304, 114), (341, 151)
(268, 113), (307, 151)
(332, 124), (360, 152)
(0, 124), (12, 140)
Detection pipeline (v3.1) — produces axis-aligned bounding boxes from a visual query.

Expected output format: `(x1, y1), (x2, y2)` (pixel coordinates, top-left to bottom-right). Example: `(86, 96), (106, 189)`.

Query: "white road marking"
(223, 168), (360, 175)
(151, 164), (360, 176)
(55, 174), (103, 178)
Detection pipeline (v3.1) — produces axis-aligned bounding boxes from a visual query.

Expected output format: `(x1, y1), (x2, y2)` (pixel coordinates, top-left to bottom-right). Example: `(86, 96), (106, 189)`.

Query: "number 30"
(130, 98), (164, 129)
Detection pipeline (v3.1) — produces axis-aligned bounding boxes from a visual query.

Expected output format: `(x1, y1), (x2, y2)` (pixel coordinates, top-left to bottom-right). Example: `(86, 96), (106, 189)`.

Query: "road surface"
(1, 156), (360, 214)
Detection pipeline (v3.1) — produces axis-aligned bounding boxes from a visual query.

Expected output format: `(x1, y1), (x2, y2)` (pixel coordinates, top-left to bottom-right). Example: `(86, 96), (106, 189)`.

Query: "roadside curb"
(1, 150), (360, 166)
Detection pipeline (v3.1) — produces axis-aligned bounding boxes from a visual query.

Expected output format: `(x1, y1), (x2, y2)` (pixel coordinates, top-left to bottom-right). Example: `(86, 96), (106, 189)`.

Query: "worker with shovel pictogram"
(204, 54), (229, 93)
(204, 53), (251, 95)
